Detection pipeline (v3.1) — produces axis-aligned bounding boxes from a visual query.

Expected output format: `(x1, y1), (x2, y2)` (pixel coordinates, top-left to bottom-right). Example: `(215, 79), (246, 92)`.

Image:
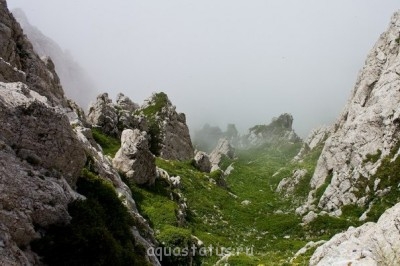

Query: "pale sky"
(7, 0), (400, 137)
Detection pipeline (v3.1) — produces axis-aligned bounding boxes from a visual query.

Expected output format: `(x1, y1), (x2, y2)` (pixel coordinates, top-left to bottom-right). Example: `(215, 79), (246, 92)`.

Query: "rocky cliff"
(136, 92), (194, 160)
(242, 113), (301, 148)
(296, 11), (400, 217)
(12, 8), (98, 108)
(0, 1), (159, 264)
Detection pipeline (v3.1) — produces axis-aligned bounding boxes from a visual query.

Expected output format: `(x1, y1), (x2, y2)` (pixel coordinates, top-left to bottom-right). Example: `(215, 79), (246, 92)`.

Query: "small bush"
(364, 149), (382, 164)
(157, 225), (201, 266)
(31, 169), (149, 266)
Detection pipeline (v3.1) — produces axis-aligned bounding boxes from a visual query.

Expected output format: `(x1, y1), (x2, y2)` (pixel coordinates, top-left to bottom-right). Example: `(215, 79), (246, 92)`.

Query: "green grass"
(91, 127), (121, 157)
(363, 144), (400, 221)
(363, 149), (382, 164)
(315, 171), (333, 201)
(140, 92), (169, 118)
(134, 92), (170, 155)
(127, 142), (343, 265)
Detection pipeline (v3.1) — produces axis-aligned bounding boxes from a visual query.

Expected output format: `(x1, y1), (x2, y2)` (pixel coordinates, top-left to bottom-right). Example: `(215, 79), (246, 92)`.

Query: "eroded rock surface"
(310, 203), (400, 265)
(12, 8), (98, 108)
(242, 113), (301, 148)
(193, 151), (211, 172)
(113, 129), (156, 185)
(209, 138), (235, 172)
(298, 11), (400, 215)
(138, 92), (194, 160)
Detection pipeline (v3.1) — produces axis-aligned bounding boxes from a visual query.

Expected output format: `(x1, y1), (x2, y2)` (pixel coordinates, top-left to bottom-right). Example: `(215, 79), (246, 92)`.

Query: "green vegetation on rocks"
(91, 127), (121, 157)
(31, 168), (149, 266)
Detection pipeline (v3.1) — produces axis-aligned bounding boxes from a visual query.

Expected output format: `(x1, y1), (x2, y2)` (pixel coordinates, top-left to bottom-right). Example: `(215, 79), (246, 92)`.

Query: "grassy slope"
(132, 142), (321, 265)
(90, 128), (398, 265)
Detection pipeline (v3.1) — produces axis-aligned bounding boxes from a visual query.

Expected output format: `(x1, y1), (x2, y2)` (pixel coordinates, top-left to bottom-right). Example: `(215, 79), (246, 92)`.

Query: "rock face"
(310, 202), (400, 265)
(113, 129), (156, 185)
(88, 91), (194, 161)
(87, 93), (119, 137)
(87, 92), (145, 138)
(298, 11), (400, 215)
(242, 113), (301, 148)
(292, 126), (331, 162)
(0, 1), (160, 264)
(193, 151), (211, 172)
(0, 82), (86, 185)
(138, 92), (194, 160)
(12, 8), (98, 108)
(0, 0), (65, 106)
(209, 138), (236, 172)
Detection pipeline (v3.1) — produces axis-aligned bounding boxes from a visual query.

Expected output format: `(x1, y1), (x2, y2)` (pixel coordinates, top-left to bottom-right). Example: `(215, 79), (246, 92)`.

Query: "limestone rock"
(87, 93), (119, 137)
(12, 8), (98, 109)
(0, 1), (160, 264)
(299, 11), (400, 214)
(73, 125), (160, 265)
(0, 82), (86, 264)
(277, 169), (308, 194)
(242, 113), (301, 148)
(293, 126), (331, 162)
(291, 240), (326, 263)
(193, 151), (211, 172)
(310, 202), (400, 265)
(113, 129), (156, 185)
(302, 211), (318, 224)
(116, 92), (139, 112)
(138, 92), (194, 160)
(209, 138), (235, 171)
(0, 0), (66, 106)
(0, 82), (86, 185)
(87, 92), (146, 137)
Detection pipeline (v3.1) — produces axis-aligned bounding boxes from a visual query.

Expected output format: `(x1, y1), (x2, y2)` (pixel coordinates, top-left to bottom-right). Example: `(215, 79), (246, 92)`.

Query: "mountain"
(0, 1), (159, 264)
(296, 10), (400, 216)
(283, 10), (400, 265)
(2, 0), (400, 264)
(12, 8), (98, 108)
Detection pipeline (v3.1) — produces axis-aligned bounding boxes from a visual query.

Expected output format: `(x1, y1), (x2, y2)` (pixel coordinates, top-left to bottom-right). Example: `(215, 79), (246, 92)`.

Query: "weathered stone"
(0, 82), (86, 185)
(116, 92), (138, 112)
(242, 113), (301, 148)
(12, 8), (98, 109)
(113, 129), (156, 185)
(209, 138), (235, 171)
(299, 11), (400, 214)
(193, 151), (211, 172)
(292, 126), (331, 162)
(310, 203), (400, 265)
(0, 0), (65, 106)
(87, 93), (119, 137)
(137, 92), (194, 160)
(277, 169), (308, 193)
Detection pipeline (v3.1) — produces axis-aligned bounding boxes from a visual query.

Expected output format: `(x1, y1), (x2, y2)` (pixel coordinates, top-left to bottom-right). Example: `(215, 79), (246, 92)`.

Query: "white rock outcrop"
(87, 93), (119, 137)
(299, 11), (400, 214)
(292, 126), (331, 162)
(113, 129), (156, 185)
(242, 113), (301, 148)
(209, 138), (236, 172)
(141, 92), (194, 160)
(310, 202), (400, 265)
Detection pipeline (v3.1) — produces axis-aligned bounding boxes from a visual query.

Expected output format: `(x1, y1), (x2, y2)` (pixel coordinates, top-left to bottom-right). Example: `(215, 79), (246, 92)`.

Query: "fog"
(7, 0), (400, 137)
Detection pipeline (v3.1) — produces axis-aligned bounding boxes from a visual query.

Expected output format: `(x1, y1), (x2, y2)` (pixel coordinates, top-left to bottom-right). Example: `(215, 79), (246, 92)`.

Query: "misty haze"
(2, 0), (400, 265)
(7, 0), (400, 136)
